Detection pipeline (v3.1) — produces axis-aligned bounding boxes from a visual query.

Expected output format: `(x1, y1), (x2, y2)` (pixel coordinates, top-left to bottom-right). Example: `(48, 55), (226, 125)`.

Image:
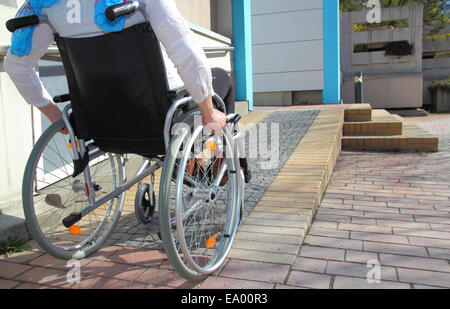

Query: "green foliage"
(0, 237), (30, 257)
(340, 0), (449, 37)
(353, 19), (409, 32)
(429, 76), (450, 91)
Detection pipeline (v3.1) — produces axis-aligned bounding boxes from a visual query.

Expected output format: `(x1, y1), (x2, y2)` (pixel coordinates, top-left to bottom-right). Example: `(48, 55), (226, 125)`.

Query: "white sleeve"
(4, 22), (54, 108)
(146, 0), (214, 104)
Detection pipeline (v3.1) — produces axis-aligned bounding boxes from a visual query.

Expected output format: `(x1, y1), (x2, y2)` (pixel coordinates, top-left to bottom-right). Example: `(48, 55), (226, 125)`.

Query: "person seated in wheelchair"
(4, 0), (251, 183)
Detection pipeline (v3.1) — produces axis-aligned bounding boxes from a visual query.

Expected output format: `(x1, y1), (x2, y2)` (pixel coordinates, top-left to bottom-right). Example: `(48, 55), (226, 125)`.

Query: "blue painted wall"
(323, 0), (341, 104)
(232, 0), (254, 110)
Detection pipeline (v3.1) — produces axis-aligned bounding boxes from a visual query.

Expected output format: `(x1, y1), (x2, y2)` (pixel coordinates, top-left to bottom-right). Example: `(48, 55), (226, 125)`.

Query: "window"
(353, 41), (414, 56)
(423, 50), (450, 59)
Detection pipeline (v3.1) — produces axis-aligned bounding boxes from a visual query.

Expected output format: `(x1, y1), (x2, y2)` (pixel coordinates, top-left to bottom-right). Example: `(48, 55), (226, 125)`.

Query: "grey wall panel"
(251, 0), (324, 94)
(251, 0), (322, 15)
(252, 9), (323, 45)
(253, 40), (323, 74)
(253, 71), (324, 93)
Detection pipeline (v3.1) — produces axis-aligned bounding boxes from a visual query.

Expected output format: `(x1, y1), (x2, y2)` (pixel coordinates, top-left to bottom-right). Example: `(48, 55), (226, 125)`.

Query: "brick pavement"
(1, 114), (449, 289)
(291, 115), (450, 289)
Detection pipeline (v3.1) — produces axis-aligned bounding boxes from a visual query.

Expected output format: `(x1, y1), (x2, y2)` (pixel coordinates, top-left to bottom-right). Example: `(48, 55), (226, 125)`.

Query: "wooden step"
(344, 109), (403, 136)
(342, 113), (439, 152)
(344, 104), (372, 122)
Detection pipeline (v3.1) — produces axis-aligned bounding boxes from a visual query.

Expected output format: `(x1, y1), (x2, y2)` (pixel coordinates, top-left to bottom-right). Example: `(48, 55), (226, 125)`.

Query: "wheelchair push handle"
(106, 1), (140, 21)
(6, 15), (40, 32)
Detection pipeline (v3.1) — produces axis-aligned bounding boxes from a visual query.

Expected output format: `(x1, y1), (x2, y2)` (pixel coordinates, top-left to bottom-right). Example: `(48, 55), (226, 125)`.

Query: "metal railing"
(1, 45), (233, 62)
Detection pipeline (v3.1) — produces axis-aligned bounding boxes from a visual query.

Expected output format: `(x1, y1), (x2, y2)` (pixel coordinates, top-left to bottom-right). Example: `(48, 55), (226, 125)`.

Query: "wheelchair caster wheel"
(134, 183), (156, 225)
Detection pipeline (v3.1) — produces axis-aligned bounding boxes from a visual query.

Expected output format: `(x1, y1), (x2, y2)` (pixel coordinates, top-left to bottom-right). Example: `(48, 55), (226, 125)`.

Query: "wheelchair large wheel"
(159, 117), (241, 281)
(22, 119), (125, 260)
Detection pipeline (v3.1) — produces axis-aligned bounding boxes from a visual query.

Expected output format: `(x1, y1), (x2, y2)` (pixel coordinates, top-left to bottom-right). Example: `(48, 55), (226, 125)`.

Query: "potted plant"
(429, 76), (450, 113)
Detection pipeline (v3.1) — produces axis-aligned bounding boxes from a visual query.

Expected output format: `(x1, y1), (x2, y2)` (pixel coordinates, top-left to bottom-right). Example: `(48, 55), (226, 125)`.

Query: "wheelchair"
(7, 1), (246, 281)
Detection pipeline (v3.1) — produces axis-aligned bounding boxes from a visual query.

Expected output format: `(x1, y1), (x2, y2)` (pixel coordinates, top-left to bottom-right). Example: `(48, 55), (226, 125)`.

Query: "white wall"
(251, 0), (324, 93)
(0, 1), (35, 213)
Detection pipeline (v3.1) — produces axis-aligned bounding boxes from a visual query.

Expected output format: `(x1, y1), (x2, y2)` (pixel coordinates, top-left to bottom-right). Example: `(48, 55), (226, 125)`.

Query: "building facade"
(340, 5), (424, 109)
(250, 0), (341, 106)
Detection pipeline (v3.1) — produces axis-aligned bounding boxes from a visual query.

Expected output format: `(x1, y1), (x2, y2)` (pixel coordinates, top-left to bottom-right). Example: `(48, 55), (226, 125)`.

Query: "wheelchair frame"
(60, 93), (230, 227)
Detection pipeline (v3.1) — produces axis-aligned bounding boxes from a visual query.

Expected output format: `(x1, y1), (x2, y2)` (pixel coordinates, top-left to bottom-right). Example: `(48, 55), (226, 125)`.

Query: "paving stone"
(0, 261), (32, 279)
(363, 242), (428, 257)
(345, 250), (379, 264)
(135, 268), (198, 289)
(350, 231), (409, 245)
(393, 228), (450, 240)
(326, 261), (397, 281)
(428, 247), (450, 259)
(0, 251), (43, 264)
(299, 246), (345, 261)
(308, 227), (350, 239)
(108, 247), (166, 267)
(244, 217), (307, 229)
(235, 231), (302, 245)
(29, 254), (90, 270)
(88, 246), (122, 262)
(305, 235), (362, 251)
(14, 283), (56, 289)
(229, 248), (296, 265)
(380, 254), (450, 272)
(70, 276), (146, 289)
(82, 260), (146, 281)
(293, 257), (327, 273)
(338, 223), (392, 234)
(287, 271), (331, 289)
(239, 225), (305, 237)
(232, 240), (299, 255)
(15, 267), (70, 288)
(408, 236), (450, 249)
(0, 279), (20, 289)
(219, 260), (290, 284)
(397, 268), (450, 288)
(198, 277), (274, 289)
(333, 276), (410, 289)
(413, 284), (445, 289)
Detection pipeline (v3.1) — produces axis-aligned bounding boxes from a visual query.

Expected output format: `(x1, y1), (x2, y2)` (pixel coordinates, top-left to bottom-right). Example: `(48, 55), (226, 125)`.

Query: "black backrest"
(55, 22), (170, 157)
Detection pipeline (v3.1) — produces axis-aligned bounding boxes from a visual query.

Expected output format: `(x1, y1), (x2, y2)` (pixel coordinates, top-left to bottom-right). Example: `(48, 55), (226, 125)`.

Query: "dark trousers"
(211, 67), (235, 114)
(210, 68), (251, 183)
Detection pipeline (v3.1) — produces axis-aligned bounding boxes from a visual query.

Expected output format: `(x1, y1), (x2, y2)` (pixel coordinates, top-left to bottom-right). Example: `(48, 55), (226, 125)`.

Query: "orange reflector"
(206, 236), (217, 249)
(205, 140), (217, 151)
(68, 225), (81, 235)
(68, 140), (79, 149)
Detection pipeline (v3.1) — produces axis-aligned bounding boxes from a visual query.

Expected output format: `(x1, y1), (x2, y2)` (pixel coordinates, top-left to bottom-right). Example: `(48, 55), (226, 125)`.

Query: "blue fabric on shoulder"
(94, 0), (127, 33)
(10, 0), (127, 56)
(10, 0), (59, 56)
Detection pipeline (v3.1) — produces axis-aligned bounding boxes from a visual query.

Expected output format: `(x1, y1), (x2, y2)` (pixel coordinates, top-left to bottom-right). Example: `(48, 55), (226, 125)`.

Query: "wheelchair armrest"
(53, 94), (71, 103)
(167, 87), (189, 99)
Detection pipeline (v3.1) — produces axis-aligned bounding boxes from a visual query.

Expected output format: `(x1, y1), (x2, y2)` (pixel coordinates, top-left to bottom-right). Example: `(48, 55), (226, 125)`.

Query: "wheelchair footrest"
(62, 212), (82, 228)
